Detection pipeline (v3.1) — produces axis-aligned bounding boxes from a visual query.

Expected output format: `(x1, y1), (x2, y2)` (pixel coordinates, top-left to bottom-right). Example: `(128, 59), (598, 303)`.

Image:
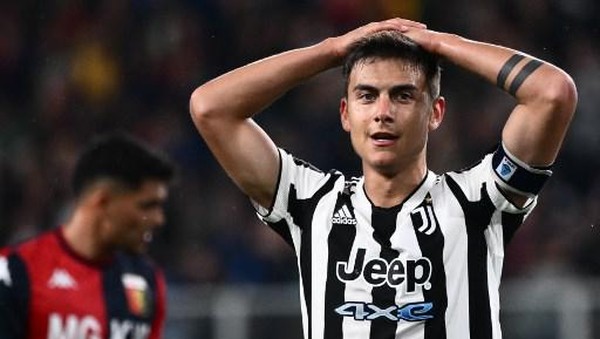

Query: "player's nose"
(146, 209), (165, 228)
(373, 96), (394, 123)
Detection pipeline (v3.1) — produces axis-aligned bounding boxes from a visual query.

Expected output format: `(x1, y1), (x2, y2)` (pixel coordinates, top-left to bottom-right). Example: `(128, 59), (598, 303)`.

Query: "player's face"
(340, 58), (444, 176)
(104, 180), (169, 254)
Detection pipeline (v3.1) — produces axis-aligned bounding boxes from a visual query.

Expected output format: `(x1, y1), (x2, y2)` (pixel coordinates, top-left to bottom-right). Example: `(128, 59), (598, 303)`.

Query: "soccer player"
(0, 132), (174, 339)
(189, 18), (577, 339)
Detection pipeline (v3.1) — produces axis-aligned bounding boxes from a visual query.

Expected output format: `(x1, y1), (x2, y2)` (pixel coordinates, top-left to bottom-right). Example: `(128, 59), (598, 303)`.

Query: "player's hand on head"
(328, 17), (427, 61)
(384, 17), (427, 30)
(396, 25), (442, 54)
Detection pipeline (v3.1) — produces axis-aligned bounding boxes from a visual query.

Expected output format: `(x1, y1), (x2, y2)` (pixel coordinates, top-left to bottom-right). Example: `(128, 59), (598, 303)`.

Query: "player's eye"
(138, 200), (164, 211)
(357, 91), (377, 103)
(393, 91), (413, 103)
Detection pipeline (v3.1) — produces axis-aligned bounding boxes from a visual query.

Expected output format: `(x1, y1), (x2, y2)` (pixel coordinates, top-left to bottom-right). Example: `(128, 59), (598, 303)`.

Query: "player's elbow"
(541, 71), (578, 121)
(189, 86), (218, 130)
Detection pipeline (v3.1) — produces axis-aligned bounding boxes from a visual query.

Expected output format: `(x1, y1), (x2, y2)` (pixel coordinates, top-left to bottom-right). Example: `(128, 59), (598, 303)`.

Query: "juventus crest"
(410, 193), (440, 236)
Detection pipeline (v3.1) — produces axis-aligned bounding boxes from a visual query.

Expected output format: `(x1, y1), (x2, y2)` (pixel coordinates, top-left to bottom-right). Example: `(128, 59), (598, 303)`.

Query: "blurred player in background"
(190, 16), (577, 339)
(0, 132), (174, 339)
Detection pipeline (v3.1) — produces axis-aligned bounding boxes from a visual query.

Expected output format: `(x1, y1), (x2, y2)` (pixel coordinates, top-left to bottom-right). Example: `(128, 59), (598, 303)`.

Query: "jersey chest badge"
(122, 273), (151, 317)
(410, 193), (440, 236)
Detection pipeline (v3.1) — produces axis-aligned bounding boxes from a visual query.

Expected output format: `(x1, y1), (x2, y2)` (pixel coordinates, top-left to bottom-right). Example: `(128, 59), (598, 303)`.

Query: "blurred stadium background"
(0, 0), (598, 338)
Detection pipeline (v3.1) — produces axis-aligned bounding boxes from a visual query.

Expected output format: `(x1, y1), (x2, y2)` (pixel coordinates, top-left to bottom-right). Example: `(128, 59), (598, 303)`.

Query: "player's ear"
(429, 96), (445, 131)
(340, 97), (351, 132)
(85, 183), (112, 209)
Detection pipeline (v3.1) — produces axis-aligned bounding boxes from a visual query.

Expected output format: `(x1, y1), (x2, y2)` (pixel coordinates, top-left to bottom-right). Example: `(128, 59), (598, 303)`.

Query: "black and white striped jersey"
(255, 148), (536, 339)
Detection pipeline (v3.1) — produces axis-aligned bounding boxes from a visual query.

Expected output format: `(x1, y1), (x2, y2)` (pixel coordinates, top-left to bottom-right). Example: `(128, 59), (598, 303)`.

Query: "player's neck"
(62, 209), (111, 263)
(363, 162), (428, 208)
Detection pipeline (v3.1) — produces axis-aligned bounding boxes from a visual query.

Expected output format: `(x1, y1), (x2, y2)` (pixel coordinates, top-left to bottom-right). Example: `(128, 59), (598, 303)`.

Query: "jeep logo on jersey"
(48, 313), (150, 339)
(336, 248), (432, 293)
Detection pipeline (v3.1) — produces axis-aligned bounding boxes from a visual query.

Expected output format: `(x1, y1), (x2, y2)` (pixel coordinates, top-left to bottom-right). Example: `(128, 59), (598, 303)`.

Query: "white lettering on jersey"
(0, 257), (11, 287)
(47, 313), (151, 339)
(111, 319), (150, 339)
(47, 313), (101, 339)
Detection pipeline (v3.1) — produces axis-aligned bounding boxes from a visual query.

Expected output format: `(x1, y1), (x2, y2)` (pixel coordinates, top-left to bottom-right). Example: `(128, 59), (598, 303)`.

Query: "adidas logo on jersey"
(48, 268), (77, 289)
(332, 205), (357, 225)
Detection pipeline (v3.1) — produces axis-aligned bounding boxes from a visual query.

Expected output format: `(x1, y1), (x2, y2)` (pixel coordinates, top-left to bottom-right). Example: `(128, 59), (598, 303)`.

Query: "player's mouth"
(143, 231), (153, 243)
(370, 131), (398, 147)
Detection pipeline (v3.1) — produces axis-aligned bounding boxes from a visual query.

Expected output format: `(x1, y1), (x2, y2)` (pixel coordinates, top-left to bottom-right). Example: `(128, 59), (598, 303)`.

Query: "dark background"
(1, 0), (598, 290)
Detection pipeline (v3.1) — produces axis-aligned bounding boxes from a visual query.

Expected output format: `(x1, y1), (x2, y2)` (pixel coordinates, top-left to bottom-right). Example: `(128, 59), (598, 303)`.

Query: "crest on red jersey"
(122, 273), (151, 316)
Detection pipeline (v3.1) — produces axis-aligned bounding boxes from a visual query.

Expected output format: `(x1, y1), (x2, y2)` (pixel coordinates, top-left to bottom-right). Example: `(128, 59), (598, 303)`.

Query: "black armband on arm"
(508, 59), (543, 95)
(497, 54), (525, 89)
(492, 143), (552, 197)
(497, 54), (543, 95)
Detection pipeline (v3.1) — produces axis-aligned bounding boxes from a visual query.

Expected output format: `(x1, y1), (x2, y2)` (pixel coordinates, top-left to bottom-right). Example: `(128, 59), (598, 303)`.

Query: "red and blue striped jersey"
(0, 228), (166, 339)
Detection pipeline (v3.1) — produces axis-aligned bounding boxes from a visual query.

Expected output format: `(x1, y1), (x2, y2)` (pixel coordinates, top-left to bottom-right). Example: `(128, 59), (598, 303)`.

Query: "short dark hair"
(72, 132), (175, 197)
(342, 30), (442, 100)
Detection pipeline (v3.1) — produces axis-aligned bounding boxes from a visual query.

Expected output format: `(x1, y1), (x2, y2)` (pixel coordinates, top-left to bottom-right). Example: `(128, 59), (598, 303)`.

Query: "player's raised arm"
(402, 26), (577, 203)
(189, 18), (426, 208)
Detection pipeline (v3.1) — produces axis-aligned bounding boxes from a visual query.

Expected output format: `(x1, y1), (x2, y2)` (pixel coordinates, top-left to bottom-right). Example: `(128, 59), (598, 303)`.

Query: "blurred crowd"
(1, 0), (598, 287)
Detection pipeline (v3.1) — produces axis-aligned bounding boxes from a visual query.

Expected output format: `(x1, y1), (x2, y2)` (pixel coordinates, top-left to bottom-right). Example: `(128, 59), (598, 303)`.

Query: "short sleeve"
(254, 148), (329, 223)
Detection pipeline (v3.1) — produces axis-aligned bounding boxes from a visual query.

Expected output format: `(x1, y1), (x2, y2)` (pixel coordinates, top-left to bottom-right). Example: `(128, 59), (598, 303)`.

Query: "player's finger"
(385, 17), (427, 29)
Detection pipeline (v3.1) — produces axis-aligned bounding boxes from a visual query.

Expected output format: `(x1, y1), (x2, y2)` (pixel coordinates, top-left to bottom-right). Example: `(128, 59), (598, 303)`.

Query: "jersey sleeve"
(445, 151), (542, 281)
(0, 252), (29, 339)
(448, 152), (538, 215)
(253, 148), (336, 248)
(254, 148), (329, 221)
